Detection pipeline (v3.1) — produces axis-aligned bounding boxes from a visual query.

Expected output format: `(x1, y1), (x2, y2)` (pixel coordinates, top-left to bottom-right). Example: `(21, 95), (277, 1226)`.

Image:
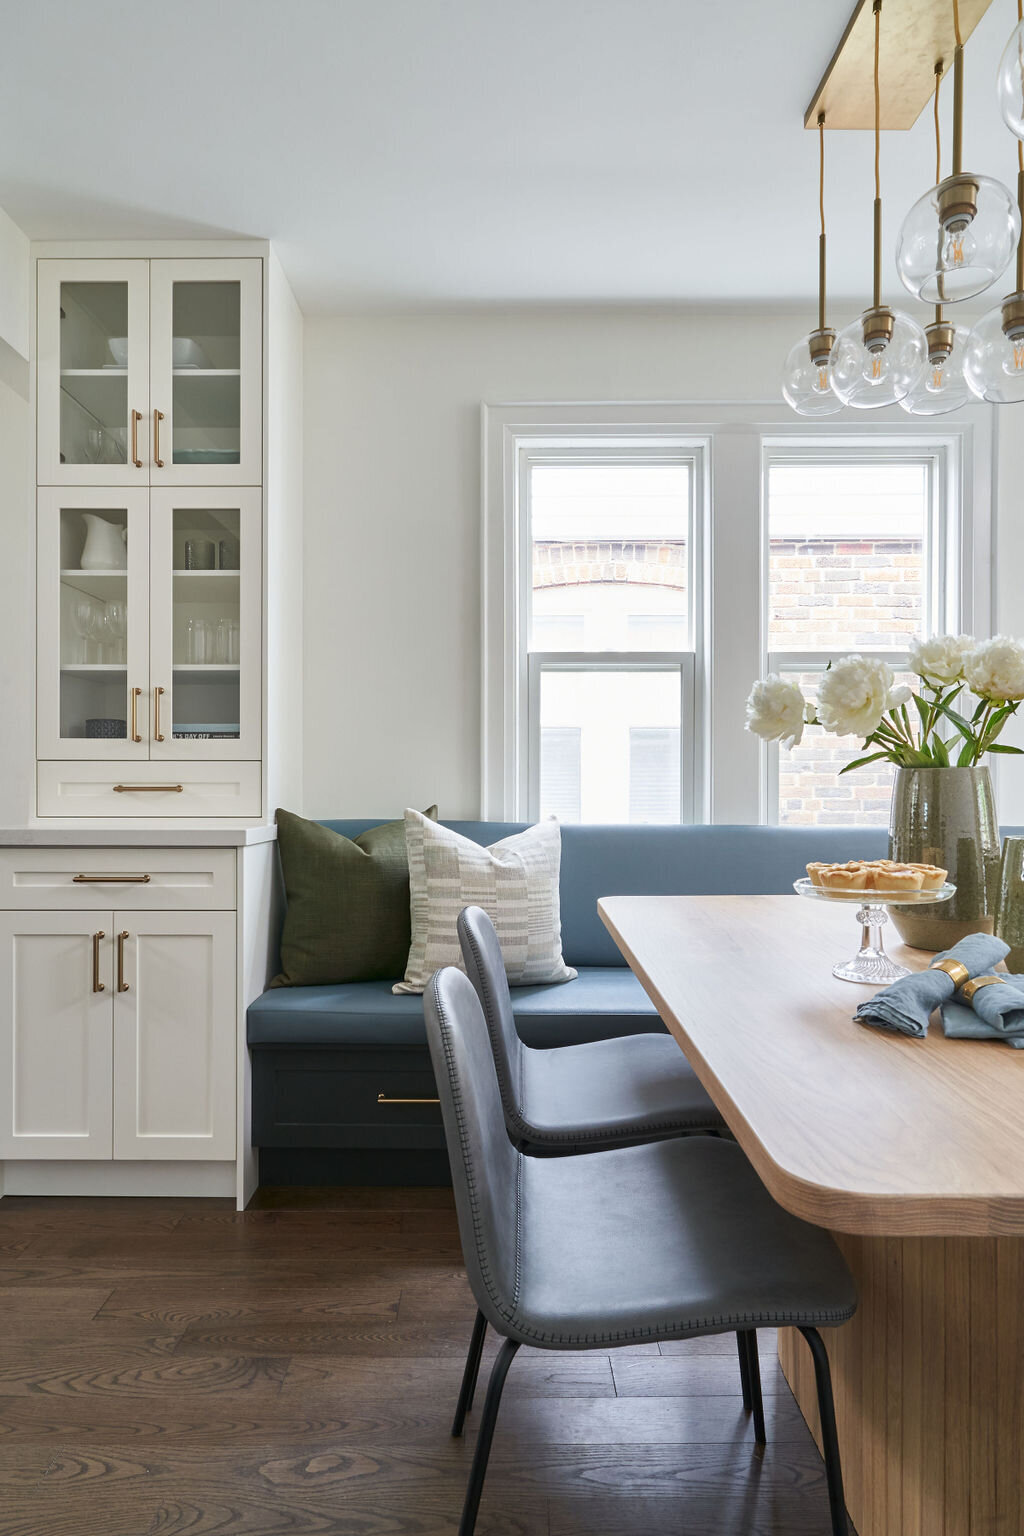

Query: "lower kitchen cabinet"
(0, 908), (236, 1161)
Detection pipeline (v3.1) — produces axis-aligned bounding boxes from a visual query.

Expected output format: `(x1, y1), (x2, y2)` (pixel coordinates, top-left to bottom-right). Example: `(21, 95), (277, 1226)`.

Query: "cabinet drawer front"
(0, 848), (236, 911)
(37, 762), (261, 818)
(252, 1049), (443, 1149)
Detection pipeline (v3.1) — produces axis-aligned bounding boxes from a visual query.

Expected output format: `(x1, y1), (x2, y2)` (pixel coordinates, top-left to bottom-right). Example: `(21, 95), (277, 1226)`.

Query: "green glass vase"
(888, 766), (1001, 951)
(996, 836), (1024, 974)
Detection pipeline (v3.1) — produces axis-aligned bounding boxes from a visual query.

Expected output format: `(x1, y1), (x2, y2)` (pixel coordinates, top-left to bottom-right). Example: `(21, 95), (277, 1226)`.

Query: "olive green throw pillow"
(270, 807), (438, 986)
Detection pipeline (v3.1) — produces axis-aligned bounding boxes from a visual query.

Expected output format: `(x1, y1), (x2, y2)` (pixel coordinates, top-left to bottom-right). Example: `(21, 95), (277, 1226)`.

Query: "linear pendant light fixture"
(896, 0), (1019, 302)
(782, 114), (844, 415)
(900, 61), (974, 410)
(831, 0), (928, 407)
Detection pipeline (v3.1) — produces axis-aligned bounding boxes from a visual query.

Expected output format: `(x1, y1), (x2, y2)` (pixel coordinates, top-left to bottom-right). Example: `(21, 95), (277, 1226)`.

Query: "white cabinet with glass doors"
(37, 257), (262, 487)
(38, 486), (262, 764)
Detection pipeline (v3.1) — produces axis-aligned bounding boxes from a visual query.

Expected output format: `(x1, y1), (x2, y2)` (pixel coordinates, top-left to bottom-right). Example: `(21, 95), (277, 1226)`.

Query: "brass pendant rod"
(818, 112), (828, 332)
(951, 43), (964, 176)
(1017, 166), (1024, 294)
(872, 0), (883, 310)
(934, 60), (945, 321)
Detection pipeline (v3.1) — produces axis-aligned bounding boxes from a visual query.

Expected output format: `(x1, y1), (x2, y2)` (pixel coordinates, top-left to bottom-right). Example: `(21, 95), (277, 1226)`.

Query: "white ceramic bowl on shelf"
(107, 337), (129, 367)
(173, 337), (209, 368)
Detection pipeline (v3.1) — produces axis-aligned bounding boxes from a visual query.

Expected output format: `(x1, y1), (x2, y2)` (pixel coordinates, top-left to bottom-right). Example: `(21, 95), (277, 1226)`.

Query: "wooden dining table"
(599, 893), (1024, 1536)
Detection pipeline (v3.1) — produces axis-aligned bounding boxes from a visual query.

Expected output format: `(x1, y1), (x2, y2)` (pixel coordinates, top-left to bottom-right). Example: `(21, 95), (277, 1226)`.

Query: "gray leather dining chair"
(457, 905), (725, 1151)
(425, 965), (857, 1536)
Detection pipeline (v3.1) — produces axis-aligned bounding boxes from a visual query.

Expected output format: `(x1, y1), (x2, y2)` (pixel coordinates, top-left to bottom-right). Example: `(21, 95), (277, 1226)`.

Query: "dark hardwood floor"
(0, 1187), (848, 1535)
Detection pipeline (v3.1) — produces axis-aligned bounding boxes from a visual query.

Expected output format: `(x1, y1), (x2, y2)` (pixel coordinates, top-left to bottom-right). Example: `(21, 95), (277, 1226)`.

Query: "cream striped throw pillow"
(393, 809), (577, 995)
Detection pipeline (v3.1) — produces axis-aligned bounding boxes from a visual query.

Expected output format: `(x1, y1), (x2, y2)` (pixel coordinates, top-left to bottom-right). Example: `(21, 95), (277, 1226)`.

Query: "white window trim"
(482, 402), (992, 825)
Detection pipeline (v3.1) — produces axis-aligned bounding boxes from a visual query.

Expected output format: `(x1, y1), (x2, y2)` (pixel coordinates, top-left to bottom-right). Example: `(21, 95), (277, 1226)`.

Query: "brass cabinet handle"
(113, 783), (183, 793)
(376, 1093), (441, 1105)
(74, 873), (151, 883)
(154, 685), (165, 742)
(92, 931), (105, 993)
(130, 686), (143, 743)
(130, 409), (143, 469)
(116, 930), (129, 992)
(153, 409), (165, 468)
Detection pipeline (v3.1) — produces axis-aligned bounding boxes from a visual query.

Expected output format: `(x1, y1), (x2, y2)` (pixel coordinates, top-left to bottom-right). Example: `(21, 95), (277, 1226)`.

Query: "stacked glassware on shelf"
(783, 0), (1024, 416)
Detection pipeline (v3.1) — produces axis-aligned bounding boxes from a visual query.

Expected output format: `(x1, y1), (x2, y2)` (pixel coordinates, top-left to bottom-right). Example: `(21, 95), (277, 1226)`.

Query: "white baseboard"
(0, 1160), (237, 1198)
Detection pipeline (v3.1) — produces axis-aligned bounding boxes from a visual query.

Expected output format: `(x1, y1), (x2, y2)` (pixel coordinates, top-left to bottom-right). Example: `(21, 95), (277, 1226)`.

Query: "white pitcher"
(80, 513), (128, 571)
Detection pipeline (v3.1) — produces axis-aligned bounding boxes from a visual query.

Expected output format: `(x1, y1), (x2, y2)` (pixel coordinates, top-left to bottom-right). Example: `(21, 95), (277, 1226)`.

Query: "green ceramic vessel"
(888, 766), (1001, 952)
(996, 836), (1024, 974)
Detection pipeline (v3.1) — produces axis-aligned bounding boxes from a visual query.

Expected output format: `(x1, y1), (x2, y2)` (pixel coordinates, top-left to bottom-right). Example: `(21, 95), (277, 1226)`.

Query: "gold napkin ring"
(959, 975), (1007, 1004)
(930, 958), (969, 988)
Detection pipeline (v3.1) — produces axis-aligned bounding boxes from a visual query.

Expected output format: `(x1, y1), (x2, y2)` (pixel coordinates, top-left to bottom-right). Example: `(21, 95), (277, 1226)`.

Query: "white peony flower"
(907, 634), (975, 686)
(816, 655), (900, 740)
(745, 675), (807, 749)
(964, 635), (1024, 702)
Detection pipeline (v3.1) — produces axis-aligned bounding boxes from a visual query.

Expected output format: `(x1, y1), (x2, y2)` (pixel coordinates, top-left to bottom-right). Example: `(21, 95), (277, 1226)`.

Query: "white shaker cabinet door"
(112, 910), (236, 1160)
(0, 912), (113, 1159)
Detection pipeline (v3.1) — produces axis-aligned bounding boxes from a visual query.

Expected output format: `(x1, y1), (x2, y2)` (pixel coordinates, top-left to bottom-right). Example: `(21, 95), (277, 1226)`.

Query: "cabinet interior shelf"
(173, 368), (241, 376)
(61, 368), (127, 377)
(60, 663), (127, 675)
(172, 664), (241, 673)
(60, 570), (128, 601)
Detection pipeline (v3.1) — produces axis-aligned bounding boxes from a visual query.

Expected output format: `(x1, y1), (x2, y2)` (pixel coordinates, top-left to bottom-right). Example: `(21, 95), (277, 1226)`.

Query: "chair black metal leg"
(736, 1330), (752, 1410)
(458, 1336), (520, 1536)
(798, 1327), (848, 1536)
(741, 1330), (766, 1446)
(451, 1309), (488, 1437)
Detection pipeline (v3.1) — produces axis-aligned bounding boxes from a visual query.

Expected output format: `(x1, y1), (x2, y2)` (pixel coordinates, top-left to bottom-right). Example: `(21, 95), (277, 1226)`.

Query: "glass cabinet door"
(37, 489), (151, 760)
(148, 489), (262, 761)
(148, 259), (262, 487)
(37, 260), (150, 486)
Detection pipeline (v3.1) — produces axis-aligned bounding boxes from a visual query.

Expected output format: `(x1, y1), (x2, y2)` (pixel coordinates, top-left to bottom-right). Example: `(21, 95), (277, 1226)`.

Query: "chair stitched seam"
(433, 980), (520, 1331)
(462, 920), (531, 1134)
(501, 1302), (857, 1349)
(523, 1108), (726, 1144)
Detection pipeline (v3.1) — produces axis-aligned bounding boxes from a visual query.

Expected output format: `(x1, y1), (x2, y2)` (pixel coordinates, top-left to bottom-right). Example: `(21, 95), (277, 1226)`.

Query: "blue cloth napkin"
(853, 933), (1010, 1038)
(942, 974), (1024, 1048)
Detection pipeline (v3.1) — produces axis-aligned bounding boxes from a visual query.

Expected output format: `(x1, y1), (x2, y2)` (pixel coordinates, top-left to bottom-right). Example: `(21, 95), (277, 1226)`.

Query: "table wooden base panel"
(778, 1233), (1024, 1536)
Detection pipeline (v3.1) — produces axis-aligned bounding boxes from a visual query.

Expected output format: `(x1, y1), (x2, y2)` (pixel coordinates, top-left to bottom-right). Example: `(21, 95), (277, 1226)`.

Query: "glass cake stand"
(793, 878), (957, 983)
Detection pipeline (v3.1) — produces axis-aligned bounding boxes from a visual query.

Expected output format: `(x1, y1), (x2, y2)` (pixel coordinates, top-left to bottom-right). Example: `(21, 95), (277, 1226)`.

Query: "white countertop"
(0, 825), (278, 847)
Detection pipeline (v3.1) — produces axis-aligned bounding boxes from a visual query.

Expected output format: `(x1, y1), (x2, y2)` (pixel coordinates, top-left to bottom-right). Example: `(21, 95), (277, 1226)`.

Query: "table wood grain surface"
(598, 894), (1024, 1237)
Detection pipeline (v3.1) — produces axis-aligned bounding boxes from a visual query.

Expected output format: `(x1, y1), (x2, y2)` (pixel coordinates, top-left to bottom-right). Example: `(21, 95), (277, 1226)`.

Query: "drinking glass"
(104, 600), (126, 663)
(227, 618), (240, 664)
(214, 617), (229, 664)
(996, 837), (1024, 974)
(70, 596), (94, 663)
(186, 616), (210, 664)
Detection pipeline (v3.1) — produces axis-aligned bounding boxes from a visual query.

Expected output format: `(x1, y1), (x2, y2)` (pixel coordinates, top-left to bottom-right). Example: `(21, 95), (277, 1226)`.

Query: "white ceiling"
(0, 0), (1019, 314)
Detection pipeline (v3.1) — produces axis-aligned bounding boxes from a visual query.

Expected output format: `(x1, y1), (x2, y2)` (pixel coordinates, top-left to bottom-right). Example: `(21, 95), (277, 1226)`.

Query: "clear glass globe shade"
(964, 301), (1024, 404)
(831, 309), (927, 409)
(997, 19), (1024, 141)
(781, 333), (843, 416)
(895, 175), (1020, 303)
(898, 326), (972, 415)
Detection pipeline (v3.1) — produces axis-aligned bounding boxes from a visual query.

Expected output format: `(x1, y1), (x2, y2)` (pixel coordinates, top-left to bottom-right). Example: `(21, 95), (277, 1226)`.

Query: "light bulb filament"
(947, 232), (966, 266)
(817, 367), (829, 392)
(933, 367), (945, 389)
(1014, 339), (1024, 373)
(871, 354), (883, 380)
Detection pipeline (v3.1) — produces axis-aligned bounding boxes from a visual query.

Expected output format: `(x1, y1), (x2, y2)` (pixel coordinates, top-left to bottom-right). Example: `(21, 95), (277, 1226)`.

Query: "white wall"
(302, 306), (806, 818)
(0, 204), (32, 826)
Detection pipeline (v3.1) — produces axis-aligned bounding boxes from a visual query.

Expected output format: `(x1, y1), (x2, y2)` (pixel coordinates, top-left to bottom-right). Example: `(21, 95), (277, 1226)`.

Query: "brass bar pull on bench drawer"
(74, 873), (151, 883)
(112, 784), (184, 793)
(377, 1093), (441, 1105)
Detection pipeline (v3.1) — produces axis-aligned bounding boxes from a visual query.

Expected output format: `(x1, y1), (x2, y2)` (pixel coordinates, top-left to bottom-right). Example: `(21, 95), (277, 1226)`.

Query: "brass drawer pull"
(113, 784), (184, 793)
(130, 408), (143, 469)
(377, 1093), (440, 1105)
(116, 930), (129, 992)
(74, 873), (152, 884)
(130, 686), (143, 744)
(153, 408), (165, 468)
(92, 931), (105, 993)
(154, 686), (165, 742)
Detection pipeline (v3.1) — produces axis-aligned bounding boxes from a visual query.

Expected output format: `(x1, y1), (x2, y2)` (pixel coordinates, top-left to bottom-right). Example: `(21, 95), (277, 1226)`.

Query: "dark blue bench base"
(259, 1146), (452, 1186)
